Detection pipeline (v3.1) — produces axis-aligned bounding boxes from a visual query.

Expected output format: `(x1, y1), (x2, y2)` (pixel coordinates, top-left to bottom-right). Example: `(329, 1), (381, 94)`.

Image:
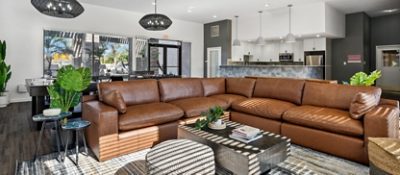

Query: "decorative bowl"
(208, 121), (226, 130)
(43, 108), (61, 116)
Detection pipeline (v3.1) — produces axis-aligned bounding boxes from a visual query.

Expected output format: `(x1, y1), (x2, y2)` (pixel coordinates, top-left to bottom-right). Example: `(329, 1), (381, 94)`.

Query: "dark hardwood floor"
(0, 102), (54, 175)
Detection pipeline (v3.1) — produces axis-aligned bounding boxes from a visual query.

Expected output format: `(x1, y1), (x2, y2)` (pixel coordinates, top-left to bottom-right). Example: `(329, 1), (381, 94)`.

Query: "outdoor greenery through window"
(43, 30), (132, 77)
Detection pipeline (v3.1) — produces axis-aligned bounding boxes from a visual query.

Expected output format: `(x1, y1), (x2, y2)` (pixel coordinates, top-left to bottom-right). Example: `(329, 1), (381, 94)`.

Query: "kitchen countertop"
(220, 64), (325, 68)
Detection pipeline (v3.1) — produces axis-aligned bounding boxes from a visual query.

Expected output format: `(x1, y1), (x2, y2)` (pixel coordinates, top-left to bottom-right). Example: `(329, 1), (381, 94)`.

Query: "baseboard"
(10, 97), (31, 103)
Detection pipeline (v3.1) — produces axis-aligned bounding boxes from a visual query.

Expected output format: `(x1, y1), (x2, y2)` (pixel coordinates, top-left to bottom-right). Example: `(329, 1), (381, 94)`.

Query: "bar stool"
(62, 119), (91, 165)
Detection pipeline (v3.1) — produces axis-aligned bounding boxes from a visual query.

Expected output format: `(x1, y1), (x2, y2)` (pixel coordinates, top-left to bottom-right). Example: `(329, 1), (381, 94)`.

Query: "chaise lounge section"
(82, 77), (399, 164)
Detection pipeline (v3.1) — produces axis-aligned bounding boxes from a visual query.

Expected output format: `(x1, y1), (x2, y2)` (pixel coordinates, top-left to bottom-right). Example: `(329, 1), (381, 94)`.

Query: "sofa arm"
(83, 101), (119, 137)
(83, 101), (119, 161)
(379, 98), (399, 108)
(364, 105), (399, 140)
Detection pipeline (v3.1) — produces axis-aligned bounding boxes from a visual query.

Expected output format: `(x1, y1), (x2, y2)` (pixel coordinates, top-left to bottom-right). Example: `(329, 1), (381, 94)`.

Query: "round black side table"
(33, 112), (72, 161)
(62, 119), (91, 165)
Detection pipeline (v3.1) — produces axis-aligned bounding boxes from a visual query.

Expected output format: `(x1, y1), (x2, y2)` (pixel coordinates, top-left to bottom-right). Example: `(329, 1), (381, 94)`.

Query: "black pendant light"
(139, 0), (172, 31)
(31, 0), (84, 18)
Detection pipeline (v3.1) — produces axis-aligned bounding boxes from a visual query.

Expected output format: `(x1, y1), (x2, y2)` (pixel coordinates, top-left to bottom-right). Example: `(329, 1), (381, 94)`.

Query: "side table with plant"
(0, 40), (12, 108)
(47, 65), (91, 123)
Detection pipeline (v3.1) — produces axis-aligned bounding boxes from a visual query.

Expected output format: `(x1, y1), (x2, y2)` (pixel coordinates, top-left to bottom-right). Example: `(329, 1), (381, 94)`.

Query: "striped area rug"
(16, 145), (368, 175)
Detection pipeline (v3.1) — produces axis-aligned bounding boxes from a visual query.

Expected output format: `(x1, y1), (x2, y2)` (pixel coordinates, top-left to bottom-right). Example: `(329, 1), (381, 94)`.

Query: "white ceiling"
(80, 0), (400, 23)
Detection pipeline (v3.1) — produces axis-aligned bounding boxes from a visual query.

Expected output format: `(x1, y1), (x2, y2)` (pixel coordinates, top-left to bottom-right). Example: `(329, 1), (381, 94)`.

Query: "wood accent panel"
(98, 134), (119, 161)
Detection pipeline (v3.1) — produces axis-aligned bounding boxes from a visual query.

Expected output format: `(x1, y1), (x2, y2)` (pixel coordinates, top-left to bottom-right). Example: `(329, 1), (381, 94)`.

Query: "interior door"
(207, 47), (221, 78)
(149, 46), (164, 74)
(376, 45), (400, 91)
(148, 43), (181, 75)
(166, 48), (179, 75)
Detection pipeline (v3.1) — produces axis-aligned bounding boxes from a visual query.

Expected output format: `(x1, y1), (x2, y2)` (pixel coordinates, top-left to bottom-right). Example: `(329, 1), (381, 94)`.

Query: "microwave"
(279, 53), (294, 62)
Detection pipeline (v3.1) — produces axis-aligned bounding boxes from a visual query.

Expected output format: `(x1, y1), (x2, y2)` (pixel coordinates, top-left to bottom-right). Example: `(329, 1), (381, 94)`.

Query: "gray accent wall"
(204, 20), (232, 77)
(370, 13), (400, 70)
(181, 42), (192, 77)
(332, 13), (370, 83)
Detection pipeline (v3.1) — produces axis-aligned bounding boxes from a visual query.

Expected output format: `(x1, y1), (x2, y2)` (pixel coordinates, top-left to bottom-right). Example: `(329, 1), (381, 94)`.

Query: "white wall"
(325, 4), (346, 38)
(0, 1), (204, 102)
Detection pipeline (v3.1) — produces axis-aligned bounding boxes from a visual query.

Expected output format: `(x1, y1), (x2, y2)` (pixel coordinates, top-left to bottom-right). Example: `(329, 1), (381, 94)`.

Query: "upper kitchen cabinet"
(279, 42), (293, 53)
(304, 38), (326, 51)
(233, 2), (345, 41)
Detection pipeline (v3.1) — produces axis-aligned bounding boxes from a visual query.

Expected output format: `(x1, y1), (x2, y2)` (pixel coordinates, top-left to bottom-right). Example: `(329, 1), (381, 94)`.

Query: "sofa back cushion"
(159, 78), (203, 102)
(201, 78), (225, 96)
(302, 82), (382, 110)
(226, 78), (256, 98)
(98, 79), (160, 106)
(253, 77), (305, 105)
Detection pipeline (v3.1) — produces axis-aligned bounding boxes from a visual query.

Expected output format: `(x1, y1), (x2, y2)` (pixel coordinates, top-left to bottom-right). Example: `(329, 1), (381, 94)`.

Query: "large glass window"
(43, 30), (132, 77)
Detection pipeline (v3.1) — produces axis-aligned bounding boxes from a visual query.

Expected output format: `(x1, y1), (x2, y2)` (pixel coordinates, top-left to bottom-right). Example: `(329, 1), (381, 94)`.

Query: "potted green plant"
(195, 106), (225, 130)
(0, 40), (12, 108)
(47, 65), (91, 114)
(349, 70), (382, 86)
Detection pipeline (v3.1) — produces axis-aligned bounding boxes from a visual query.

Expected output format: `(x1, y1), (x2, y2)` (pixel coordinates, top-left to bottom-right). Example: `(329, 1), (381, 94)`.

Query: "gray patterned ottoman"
(146, 139), (216, 175)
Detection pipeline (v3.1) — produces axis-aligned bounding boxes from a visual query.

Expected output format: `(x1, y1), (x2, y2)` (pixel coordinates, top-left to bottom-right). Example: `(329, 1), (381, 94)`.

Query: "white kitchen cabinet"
(303, 38), (326, 51)
(279, 42), (294, 53)
(293, 42), (304, 62)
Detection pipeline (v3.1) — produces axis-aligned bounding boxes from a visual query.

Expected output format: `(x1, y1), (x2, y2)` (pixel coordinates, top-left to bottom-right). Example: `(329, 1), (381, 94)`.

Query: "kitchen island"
(219, 64), (324, 79)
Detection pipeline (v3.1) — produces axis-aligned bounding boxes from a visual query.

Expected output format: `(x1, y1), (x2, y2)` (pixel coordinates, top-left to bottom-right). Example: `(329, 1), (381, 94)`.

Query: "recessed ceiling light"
(152, 2), (156, 5)
(213, 15), (217, 18)
(316, 34), (321, 38)
(279, 36), (283, 39)
(383, 9), (399, 13)
(187, 9), (192, 13)
(265, 3), (270, 7)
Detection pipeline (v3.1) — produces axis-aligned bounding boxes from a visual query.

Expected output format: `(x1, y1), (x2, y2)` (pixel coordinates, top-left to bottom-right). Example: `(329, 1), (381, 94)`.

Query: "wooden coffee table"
(178, 120), (290, 175)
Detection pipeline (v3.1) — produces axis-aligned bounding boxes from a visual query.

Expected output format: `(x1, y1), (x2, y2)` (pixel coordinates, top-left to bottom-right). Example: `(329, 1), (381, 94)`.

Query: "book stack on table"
(229, 126), (263, 143)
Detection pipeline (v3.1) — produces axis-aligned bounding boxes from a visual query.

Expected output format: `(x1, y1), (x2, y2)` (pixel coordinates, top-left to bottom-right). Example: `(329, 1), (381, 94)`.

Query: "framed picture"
(210, 25), (220, 38)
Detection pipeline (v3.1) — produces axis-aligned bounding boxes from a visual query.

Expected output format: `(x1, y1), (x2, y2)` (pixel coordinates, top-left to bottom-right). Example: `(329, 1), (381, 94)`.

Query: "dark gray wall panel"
(204, 20), (232, 77)
(370, 13), (400, 70)
(332, 13), (370, 83)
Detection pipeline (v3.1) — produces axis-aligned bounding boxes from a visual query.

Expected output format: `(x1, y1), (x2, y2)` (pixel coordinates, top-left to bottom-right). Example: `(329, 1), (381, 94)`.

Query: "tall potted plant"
(0, 40), (12, 108)
(47, 65), (91, 113)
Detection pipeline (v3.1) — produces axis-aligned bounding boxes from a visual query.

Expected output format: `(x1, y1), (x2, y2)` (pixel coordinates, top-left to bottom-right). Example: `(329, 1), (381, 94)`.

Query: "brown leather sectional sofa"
(82, 77), (399, 164)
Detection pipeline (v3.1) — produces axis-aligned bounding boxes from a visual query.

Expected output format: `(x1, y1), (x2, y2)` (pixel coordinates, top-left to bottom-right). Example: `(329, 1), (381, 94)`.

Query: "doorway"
(376, 45), (400, 91)
(207, 47), (222, 78)
(148, 40), (182, 75)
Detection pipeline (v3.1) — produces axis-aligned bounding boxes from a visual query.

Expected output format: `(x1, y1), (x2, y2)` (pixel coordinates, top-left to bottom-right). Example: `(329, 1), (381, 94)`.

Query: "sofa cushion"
(102, 90), (127, 113)
(98, 79), (160, 106)
(226, 78), (256, 98)
(350, 92), (380, 119)
(159, 78), (203, 102)
(253, 77), (305, 105)
(201, 78), (225, 96)
(169, 97), (229, 118)
(283, 105), (364, 137)
(119, 102), (184, 131)
(302, 82), (382, 110)
(210, 94), (247, 106)
(232, 98), (296, 120)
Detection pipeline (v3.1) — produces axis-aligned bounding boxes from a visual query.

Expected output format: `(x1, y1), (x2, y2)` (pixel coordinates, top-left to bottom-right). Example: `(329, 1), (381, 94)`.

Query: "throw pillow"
(102, 90), (127, 113)
(350, 92), (379, 119)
